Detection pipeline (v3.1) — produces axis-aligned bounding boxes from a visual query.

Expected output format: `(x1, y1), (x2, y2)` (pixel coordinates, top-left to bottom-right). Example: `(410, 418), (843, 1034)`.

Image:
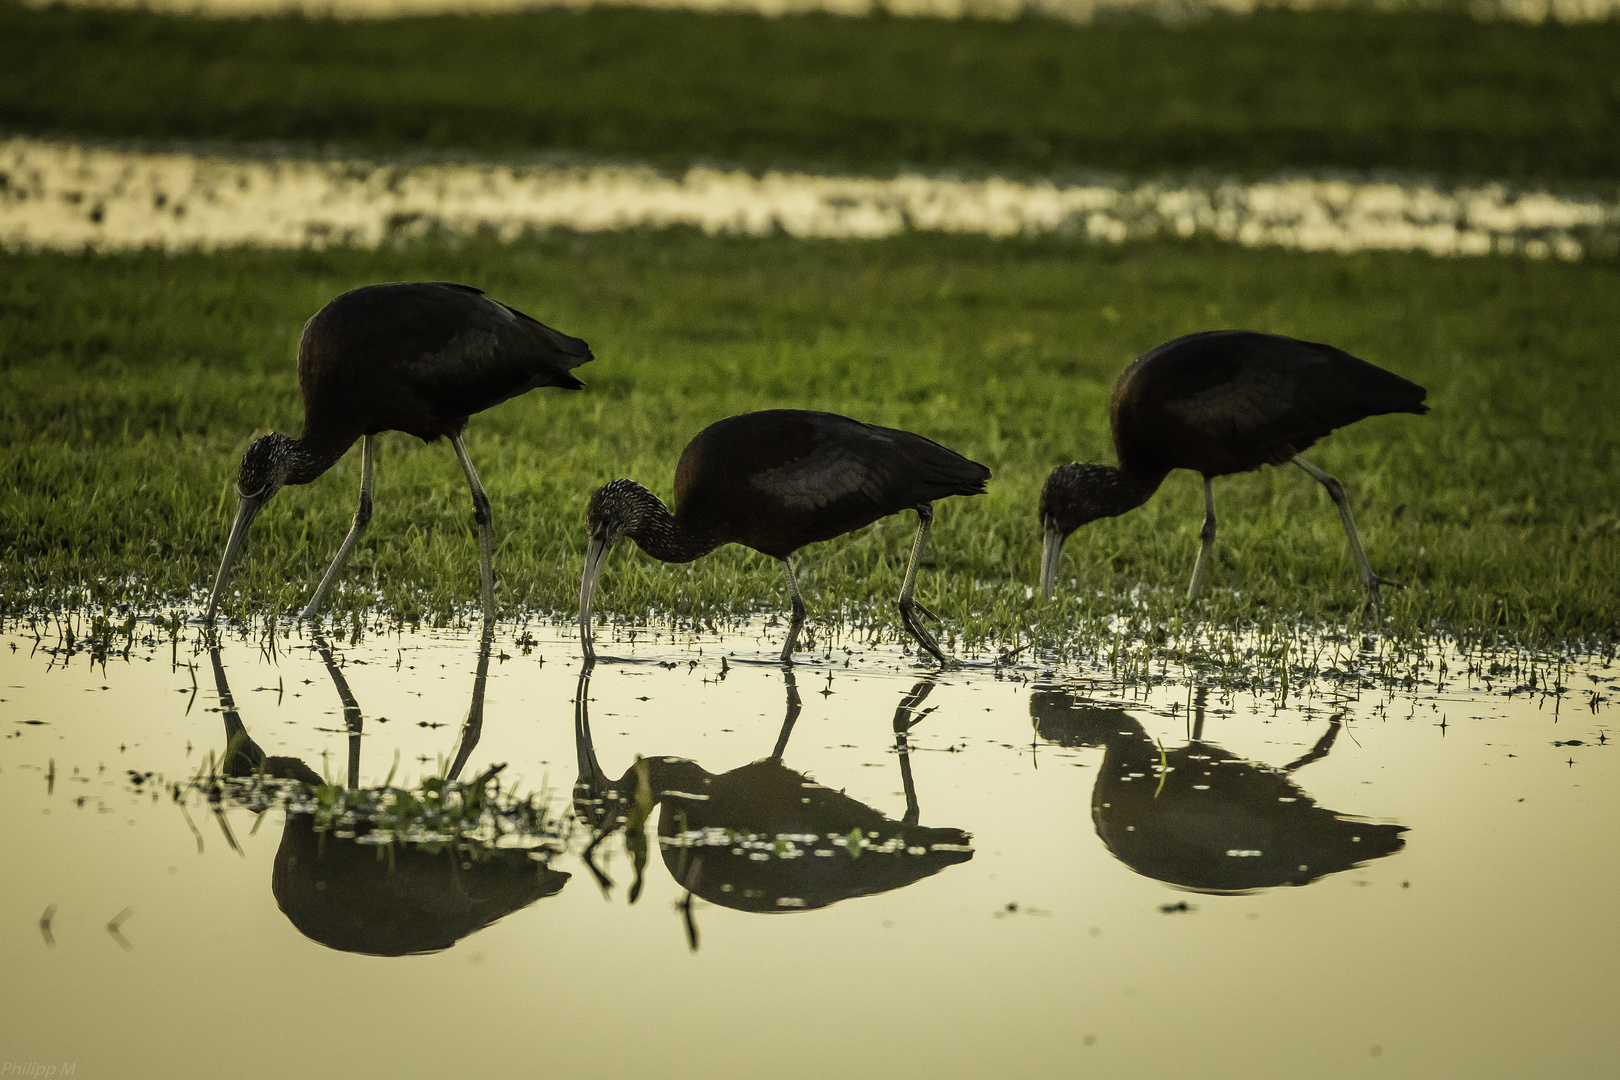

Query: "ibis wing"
(750, 430), (905, 513)
(1138, 332), (1419, 469)
(670, 410), (987, 557)
(747, 413), (989, 513)
(1160, 359), (1322, 459)
(396, 284), (592, 417)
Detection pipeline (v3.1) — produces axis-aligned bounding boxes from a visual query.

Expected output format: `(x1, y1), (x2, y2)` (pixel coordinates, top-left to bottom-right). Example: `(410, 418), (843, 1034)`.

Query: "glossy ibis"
(572, 668), (971, 947)
(210, 639), (567, 956)
(1030, 685), (1406, 892)
(578, 409), (990, 664)
(1038, 331), (1426, 611)
(203, 282), (592, 625)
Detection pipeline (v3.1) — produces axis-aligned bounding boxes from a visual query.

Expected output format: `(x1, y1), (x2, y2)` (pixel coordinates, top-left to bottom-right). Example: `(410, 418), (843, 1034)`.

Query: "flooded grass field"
(3, 612), (1614, 1078)
(6, 4), (1619, 1075)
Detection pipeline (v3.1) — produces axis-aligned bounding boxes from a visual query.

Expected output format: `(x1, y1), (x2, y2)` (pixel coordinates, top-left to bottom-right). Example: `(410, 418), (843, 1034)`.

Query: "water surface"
(6, 137), (1614, 259)
(1, 617), (1615, 1078)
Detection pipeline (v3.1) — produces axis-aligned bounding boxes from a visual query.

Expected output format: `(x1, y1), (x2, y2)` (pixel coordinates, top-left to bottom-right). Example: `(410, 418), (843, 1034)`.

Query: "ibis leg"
(302, 435), (375, 622)
(779, 558), (807, 663)
(1293, 454), (1399, 614)
(896, 504), (949, 666)
(1187, 476), (1218, 599)
(315, 636), (364, 790)
(769, 669), (803, 761)
(451, 434), (496, 626)
(446, 627), (495, 783)
(893, 680), (935, 825)
(1282, 714), (1343, 773)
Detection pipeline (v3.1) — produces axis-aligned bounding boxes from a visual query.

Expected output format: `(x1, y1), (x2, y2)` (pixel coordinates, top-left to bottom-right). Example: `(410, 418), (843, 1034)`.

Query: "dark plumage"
(1039, 330), (1427, 609)
(572, 670), (971, 946)
(579, 409), (990, 664)
(204, 282), (592, 625)
(1030, 685), (1406, 893)
(210, 637), (566, 956)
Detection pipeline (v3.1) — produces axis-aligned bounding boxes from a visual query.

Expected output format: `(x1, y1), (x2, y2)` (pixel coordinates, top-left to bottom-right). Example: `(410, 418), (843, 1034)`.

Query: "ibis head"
(578, 479), (666, 658)
(1038, 462), (1146, 600)
(204, 433), (299, 623)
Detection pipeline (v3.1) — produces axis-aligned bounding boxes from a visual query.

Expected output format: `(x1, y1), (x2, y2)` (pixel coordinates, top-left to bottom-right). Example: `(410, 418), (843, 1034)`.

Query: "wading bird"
(1038, 330), (1426, 610)
(1029, 684), (1406, 892)
(578, 410), (990, 664)
(572, 669), (971, 949)
(210, 637), (567, 956)
(204, 282), (592, 625)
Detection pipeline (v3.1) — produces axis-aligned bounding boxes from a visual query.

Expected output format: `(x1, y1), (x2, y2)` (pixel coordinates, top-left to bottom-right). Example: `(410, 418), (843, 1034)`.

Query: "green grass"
(3, 3), (1619, 184)
(3, 231), (1617, 649)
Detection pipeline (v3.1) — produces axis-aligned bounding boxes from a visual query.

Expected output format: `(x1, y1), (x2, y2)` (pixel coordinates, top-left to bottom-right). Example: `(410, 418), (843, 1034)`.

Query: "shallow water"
(1, 617), (1616, 1079)
(6, 137), (1616, 259)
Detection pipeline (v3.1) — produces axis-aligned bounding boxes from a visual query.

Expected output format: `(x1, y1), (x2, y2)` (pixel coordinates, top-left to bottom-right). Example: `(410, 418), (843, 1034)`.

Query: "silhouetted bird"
(572, 669), (970, 948)
(1030, 685), (1406, 893)
(579, 410), (990, 664)
(204, 282), (592, 625)
(210, 637), (567, 956)
(1039, 331), (1426, 610)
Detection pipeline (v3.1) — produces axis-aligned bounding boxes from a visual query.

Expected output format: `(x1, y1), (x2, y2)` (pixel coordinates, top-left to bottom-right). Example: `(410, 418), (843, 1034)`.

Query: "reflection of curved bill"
(208, 632), (568, 956)
(1031, 685), (1406, 893)
(574, 670), (972, 945)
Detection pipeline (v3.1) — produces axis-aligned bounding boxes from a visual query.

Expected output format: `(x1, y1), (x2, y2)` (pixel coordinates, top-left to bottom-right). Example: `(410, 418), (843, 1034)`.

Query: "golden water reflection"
(6, 137), (1615, 259)
(209, 633), (570, 956)
(574, 669), (972, 946)
(2, 620), (1616, 1079)
(1031, 685), (1406, 893)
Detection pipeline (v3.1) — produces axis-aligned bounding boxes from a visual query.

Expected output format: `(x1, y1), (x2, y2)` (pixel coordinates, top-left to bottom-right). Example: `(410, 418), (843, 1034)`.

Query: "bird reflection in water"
(1030, 685), (1406, 892)
(208, 632), (568, 956)
(573, 669), (973, 948)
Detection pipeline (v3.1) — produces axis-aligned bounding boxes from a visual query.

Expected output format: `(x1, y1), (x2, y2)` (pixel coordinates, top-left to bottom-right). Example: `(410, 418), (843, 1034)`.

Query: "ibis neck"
(621, 485), (723, 564)
(1094, 464), (1167, 519)
(286, 430), (358, 486)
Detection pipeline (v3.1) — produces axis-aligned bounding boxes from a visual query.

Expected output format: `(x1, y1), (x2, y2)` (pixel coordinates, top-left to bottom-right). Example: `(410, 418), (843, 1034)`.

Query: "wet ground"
(1, 615), (1615, 1079)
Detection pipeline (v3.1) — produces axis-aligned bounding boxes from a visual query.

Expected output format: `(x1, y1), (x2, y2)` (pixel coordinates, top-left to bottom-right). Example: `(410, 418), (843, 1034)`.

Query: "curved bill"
(1039, 523), (1067, 600)
(578, 535), (611, 662)
(573, 669), (605, 796)
(203, 494), (263, 623)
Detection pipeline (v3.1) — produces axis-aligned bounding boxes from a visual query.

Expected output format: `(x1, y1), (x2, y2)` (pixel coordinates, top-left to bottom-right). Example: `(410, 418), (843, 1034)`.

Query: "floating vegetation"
(192, 764), (566, 855)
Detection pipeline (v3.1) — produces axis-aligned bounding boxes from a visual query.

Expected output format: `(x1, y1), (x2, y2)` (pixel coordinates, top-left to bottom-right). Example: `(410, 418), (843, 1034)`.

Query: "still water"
(1, 617), (1615, 1079)
(6, 136), (1616, 260)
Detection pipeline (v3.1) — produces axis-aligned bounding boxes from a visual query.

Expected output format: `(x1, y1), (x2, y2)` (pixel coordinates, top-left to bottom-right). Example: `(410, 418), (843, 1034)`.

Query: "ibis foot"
(898, 599), (950, 667)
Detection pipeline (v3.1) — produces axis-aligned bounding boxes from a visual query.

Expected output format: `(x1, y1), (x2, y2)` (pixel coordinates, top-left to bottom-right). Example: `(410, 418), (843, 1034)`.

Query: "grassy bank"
(2, 231), (1617, 646)
(3, 3), (1619, 184)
